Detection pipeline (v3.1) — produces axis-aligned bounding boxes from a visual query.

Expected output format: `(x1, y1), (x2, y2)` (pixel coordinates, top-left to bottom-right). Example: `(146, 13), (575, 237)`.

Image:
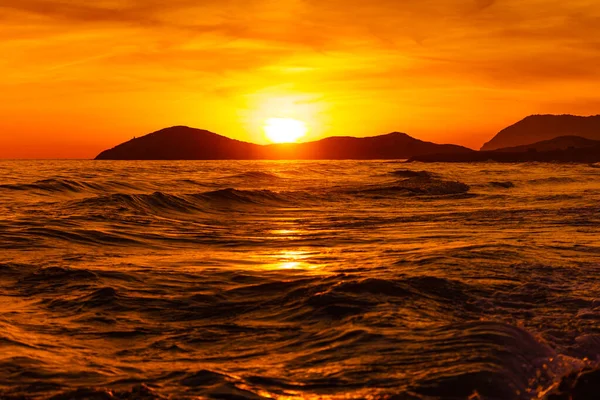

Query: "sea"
(1, 160), (600, 400)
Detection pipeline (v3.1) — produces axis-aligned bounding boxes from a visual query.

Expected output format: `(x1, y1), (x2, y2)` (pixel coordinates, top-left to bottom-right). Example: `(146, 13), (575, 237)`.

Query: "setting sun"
(264, 118), (308, 143)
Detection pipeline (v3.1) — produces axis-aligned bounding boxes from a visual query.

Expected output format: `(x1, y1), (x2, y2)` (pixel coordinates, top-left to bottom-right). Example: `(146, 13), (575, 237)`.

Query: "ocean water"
(1, 160), (600, 400)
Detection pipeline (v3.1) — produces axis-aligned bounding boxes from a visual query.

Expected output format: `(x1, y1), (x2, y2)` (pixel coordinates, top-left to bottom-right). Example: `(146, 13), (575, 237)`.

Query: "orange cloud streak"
(2, 0), (600, 157)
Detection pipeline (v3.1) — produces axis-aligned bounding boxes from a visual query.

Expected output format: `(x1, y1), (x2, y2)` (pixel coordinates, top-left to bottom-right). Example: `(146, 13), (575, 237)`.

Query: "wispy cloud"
(2, 0), (600, 156)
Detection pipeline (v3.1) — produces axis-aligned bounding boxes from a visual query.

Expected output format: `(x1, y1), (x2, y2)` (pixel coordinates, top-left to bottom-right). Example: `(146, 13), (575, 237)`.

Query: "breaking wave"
(354, 177), (470, 196)
(225, 171), (282, 180)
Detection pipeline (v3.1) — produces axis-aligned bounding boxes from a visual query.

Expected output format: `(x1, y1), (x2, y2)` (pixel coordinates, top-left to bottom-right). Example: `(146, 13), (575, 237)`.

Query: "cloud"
(3, 0), (600, 85)
(3, 0), (600, 157)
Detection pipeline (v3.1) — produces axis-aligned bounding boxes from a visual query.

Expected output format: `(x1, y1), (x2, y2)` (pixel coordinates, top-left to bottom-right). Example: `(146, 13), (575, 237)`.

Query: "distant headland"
(95, 114), (600, 162)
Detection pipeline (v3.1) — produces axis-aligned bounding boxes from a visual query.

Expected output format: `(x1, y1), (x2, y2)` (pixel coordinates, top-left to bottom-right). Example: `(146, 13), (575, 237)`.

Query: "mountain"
(494, 136), (600, 153)
(94, 126), (474, 160)
(263, 132), (473, 160)
(481, 115), (600, 151)
(407, 145), (600, 163)
(94, 126), (262, 160)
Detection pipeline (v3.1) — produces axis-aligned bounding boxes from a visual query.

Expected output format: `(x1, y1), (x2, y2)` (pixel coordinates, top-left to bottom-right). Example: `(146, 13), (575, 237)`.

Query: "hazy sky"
(2, 0), (600, 158)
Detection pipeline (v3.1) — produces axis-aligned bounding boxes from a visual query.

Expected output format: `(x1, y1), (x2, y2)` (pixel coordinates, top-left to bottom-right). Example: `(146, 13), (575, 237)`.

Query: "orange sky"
(2, 0), (600, 158)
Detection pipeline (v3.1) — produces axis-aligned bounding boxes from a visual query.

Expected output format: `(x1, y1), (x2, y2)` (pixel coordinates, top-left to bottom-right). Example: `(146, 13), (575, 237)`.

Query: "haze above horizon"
(2, 0), (600, 158)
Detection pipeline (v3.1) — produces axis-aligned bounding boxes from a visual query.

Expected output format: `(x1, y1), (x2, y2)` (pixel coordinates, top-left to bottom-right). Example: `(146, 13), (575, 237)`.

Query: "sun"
(264, 118), (307, 143)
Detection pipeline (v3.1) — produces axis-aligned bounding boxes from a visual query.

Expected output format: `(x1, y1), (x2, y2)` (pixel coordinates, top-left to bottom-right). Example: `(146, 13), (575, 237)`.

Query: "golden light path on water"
(2, 161), (600, 399)
(261, 250), (324, 272)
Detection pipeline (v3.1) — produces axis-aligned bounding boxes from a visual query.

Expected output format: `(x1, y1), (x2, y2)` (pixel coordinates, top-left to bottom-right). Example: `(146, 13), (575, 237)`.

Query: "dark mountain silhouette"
(263, 132), (473, 160)
(494, 136), (600, 153)
(481, 115), (600, 151)
(407, 145), (600, 163)
(94, 126), (474, 160)
(94, 127), (262, 160)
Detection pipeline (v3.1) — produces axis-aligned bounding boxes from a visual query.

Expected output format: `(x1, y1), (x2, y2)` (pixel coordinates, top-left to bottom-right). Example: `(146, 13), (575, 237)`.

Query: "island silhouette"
(95, 114), (600, 162)
(493, 135), (600, 153)
(408, 132), (600, 163)
(95, 126), (473, 160)
(481, 114), (600, 150)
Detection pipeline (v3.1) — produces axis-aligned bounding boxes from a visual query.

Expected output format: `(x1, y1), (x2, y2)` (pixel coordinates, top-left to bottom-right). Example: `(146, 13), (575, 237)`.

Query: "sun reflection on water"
(279, 261), (302, 270)
(261, 250), (324, 272)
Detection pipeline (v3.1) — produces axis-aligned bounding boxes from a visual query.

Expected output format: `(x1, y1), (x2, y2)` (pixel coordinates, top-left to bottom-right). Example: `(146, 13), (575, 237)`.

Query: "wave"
(528, 176), (578, 184)
(353, 177), (470, 197)
(3, 268), (599, 399)
(2, 161), (598, 400)
(45, 287), (123, 313)
(389, 169), (436, 179)
(0, 384), (165, 400)
(225, 171), (282, 180)
(409, 321), (559, 399)
(72, 192), (203, 214)
(68, 188), (306, 217)
(222, 275), (477, 323)
(536, 194), (582, 201)
(489, 181), (515, 188)
(17, 266), (100, 297)
(20, 266), (99, 283)
(21, 226), (142, 247)
(192, 188), (295, 206)
(0, 178), (145, 195)
(0, 178), (102, 193)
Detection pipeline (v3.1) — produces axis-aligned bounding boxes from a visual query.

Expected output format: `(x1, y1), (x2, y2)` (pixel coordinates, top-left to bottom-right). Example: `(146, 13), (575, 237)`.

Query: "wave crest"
(193, 188), (293, 206)
(355, 177), (470, 197)
(225, 171), (282, 180)
(389, 169), (436, 179)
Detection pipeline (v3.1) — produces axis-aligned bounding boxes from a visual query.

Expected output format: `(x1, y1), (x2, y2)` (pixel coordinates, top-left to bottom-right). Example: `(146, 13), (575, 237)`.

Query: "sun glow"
(264, 118), (308, 143)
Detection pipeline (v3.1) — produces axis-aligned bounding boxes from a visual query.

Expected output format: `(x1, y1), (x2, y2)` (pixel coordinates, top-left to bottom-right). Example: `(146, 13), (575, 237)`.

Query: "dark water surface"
(1, 160), (600, 399)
